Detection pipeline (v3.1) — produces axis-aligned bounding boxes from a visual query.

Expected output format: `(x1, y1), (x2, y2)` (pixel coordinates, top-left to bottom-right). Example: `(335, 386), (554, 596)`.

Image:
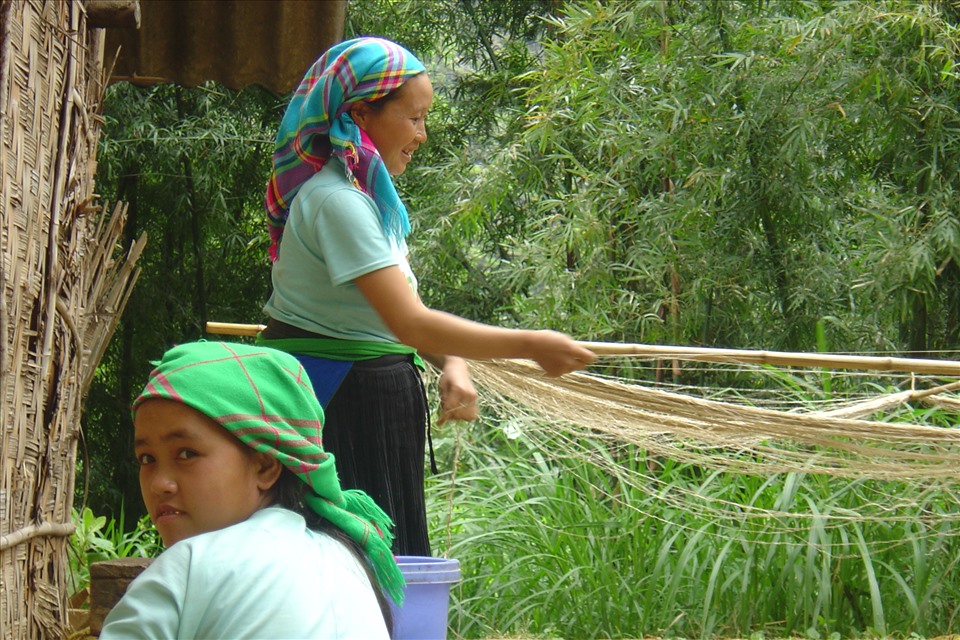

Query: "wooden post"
(89, 558), (153, 635)
(86, 0), (141, 29)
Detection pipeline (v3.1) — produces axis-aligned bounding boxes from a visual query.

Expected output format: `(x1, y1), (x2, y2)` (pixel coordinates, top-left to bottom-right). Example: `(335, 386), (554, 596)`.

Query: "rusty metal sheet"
(104, 0), (346, 94)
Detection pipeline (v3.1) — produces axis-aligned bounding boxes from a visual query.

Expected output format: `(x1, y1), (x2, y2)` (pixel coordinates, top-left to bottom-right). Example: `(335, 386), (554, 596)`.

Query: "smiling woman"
(349, 73), (432, 176)
(256, 36), (595, 559)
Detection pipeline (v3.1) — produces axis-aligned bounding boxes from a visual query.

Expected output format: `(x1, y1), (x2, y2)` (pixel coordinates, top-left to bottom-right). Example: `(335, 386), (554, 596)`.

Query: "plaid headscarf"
(265, 37), (426, 260)
(132, 341), (405, 604)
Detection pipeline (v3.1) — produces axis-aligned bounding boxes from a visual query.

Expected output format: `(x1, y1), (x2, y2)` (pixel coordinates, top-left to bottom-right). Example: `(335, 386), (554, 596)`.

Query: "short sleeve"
(301, 186), (399, 286)
(99, 509), (390, 639)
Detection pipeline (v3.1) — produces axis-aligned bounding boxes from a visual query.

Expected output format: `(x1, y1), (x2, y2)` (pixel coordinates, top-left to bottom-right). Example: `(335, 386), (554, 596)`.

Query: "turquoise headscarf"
(133, 341), (405, 604)
(265, 37), (426, 260)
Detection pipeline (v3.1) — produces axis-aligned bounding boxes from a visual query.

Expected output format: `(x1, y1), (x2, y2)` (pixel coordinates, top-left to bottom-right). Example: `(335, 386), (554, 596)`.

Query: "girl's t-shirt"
(263, 159), (417, 343)
(99, 507), (390, 639)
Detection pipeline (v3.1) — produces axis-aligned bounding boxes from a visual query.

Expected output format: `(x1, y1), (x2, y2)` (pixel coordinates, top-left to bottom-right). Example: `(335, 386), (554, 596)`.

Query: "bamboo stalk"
(204, 322), (960, 377)
(206, 321), (265, 337)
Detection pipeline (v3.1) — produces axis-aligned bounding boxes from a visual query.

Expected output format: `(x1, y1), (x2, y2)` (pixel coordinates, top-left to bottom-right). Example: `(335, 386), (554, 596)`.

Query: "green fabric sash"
(257, 336), (425, 369)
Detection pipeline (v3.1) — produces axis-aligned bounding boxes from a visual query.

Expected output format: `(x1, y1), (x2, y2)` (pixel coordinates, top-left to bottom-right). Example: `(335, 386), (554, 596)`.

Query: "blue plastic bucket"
(391, 556), (461, 640)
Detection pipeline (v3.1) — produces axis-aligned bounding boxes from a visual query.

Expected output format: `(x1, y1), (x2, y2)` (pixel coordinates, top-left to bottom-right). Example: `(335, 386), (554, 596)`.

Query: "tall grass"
(426, 409), (960, 639)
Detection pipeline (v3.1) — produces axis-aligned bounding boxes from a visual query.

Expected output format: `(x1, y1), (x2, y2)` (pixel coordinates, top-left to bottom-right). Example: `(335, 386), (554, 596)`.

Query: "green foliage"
(416, 0), (960, 360)
(84, 82), (279, 523)
(67, 506), (162, 599)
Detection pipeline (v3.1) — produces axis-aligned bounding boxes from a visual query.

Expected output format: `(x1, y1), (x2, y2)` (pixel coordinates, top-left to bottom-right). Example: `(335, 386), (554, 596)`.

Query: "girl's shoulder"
(160, 507), (307, 554)
(158, 508), (352, 579)
(116, 509), (386, 638)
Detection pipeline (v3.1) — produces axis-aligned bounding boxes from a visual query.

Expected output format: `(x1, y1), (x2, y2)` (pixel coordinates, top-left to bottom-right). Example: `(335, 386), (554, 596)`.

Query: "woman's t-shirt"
(263, 158), (418, 343)
(99, 507), (390, 639)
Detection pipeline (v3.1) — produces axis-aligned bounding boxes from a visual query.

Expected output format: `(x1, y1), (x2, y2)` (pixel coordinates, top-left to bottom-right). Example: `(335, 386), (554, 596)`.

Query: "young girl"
(99, 341), (402, 639)
(259, 36), (597, 557)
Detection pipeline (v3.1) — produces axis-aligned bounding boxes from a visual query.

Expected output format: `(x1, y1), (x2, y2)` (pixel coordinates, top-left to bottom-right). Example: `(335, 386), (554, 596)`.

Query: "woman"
(99, 341), (400, 638)
(259, 37), (596, 556)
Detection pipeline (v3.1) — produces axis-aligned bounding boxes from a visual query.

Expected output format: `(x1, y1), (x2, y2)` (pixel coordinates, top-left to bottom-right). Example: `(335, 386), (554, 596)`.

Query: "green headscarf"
(132, 340), (405, 603)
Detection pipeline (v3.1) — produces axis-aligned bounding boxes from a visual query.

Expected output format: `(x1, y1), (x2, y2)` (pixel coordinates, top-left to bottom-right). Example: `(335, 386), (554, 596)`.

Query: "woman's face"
(134, 399), (280, 547)
(351, 73), (433, 176)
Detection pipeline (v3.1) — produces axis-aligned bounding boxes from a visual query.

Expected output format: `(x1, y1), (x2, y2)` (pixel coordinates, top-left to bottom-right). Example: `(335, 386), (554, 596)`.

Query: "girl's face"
(350, 72), (433, 176)
(134, 399), (280, 547)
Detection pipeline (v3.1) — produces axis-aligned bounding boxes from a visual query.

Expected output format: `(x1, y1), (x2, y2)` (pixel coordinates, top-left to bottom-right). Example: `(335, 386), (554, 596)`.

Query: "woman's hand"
(528, 330), (598, 377)
(436, 357), (479, 425)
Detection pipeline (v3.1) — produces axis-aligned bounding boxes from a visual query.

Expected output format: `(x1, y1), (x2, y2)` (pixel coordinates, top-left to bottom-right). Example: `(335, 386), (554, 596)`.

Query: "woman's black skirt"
(320, 354), (432, 557)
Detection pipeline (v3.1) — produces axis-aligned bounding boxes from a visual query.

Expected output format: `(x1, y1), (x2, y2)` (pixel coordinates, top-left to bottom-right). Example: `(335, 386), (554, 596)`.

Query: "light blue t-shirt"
(263, 159), (418, 342)
(99, 507), (390, 639)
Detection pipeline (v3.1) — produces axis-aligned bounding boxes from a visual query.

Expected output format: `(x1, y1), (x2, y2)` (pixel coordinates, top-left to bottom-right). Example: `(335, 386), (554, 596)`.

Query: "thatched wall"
(0, 1), (142, 638)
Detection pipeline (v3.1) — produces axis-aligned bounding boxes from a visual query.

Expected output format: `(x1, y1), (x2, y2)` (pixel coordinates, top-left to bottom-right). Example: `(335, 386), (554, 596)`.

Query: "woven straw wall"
(0, 1), (143, 638)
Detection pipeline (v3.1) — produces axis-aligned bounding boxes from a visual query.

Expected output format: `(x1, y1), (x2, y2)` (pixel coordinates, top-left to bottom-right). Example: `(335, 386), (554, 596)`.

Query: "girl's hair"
(269, 468), (395, 635)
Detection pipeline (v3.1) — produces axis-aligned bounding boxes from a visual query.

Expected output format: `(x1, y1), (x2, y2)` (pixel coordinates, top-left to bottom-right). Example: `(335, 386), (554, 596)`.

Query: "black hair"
(269, 468), (395, 636)
(364, 71), (425, 111)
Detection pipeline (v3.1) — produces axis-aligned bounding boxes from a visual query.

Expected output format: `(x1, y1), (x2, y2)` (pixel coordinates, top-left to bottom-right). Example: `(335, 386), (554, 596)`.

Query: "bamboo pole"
(204, 322), (960, 377)
(576, 342), (960, 376)
(206, 321), (265, 337)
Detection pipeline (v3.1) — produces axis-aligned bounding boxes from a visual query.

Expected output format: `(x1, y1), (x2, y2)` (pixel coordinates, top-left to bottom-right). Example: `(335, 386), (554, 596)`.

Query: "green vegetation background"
(74, 1), (960, 637)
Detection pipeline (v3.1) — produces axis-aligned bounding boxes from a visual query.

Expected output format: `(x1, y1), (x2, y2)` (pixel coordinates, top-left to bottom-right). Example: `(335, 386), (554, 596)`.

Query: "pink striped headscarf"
(264, 37), (425, 260)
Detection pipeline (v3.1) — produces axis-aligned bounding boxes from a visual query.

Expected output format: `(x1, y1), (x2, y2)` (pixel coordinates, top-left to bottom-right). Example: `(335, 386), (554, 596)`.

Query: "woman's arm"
(355, 265), (596, 377)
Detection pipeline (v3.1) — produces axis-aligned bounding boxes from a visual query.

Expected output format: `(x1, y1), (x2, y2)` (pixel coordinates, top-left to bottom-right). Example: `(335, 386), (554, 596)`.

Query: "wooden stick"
(204, 322), (960, 377)
(576, 341), (960, 376)
(1, 522), (76, 551)
(205, 321), (264, 337)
